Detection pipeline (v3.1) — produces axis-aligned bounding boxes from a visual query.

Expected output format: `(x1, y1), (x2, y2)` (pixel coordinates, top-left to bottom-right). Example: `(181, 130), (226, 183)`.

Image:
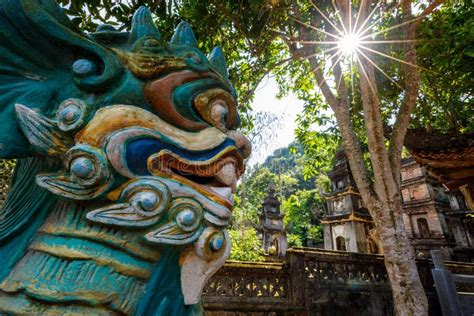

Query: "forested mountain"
(228, 141), (331, 260)
(261, 142), (316, 192)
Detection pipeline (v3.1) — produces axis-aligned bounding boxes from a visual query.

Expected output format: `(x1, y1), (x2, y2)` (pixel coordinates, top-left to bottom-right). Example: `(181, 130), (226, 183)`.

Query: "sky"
(247, 76), (305, 166)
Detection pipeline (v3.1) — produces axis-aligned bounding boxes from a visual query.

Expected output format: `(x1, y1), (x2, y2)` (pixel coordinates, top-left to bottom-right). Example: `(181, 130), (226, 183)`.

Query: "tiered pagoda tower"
(321, 150), (381, 254)
(321, 144), (473, 261)
(258, 181), (287, 257)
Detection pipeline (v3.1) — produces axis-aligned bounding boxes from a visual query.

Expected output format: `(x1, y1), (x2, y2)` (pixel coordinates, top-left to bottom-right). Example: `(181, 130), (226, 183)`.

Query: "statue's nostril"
(227, 130), (252, 159)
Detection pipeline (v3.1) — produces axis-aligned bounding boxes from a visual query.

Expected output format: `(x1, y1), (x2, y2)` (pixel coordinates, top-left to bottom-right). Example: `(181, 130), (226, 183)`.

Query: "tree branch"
(332, 55), (349, 102)
(310, 60), (339, 107)
(343, 0), (400, 204)
(388, 0), (443, 187)
(416, 0), (445, 25)
(290, 1), (376, 206)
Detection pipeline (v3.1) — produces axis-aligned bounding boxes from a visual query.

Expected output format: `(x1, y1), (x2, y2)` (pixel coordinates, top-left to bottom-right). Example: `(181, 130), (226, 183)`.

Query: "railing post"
(431, 250), (462, 316)
(287, 250), (307, 310)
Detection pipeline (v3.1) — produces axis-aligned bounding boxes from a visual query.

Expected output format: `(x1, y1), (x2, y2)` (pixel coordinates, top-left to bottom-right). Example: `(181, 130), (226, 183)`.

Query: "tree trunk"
(368, 198), (429, 315)
(354, 34), (429, 316)
(288, 0), (444, 313)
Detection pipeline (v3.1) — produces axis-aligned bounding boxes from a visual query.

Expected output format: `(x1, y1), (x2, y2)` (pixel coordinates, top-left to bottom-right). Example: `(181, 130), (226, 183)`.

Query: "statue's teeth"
(215, 163), (237, 193)
(209, 186), (232, 199)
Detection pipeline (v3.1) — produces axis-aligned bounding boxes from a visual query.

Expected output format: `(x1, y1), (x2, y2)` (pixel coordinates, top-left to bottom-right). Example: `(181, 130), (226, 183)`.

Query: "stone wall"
(203, 247), (474, 315)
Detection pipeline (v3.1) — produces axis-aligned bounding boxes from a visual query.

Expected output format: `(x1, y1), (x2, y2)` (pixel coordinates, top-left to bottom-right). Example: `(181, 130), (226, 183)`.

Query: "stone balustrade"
(203, 248), (474, 315)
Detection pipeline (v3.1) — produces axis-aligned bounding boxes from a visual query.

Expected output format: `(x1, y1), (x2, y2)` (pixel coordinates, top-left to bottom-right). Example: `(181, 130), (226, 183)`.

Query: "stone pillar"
(324, 224), (333, 250)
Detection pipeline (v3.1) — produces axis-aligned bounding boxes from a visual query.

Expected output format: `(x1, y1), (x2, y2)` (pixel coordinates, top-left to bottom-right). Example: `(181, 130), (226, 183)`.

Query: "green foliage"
(282, 189), (325, 246)
(233, 140), (329, 253)
(307, 225), (323, 243)
(0, 159), (16, 174)
(241, 141), (322, 209)
(238, 140), (330, 249)
(241, 166), (275, 208)
(264, 142), (317, 189)
(415, 3), (474, 131)
(287, 233), (303, 248)
(228, 228), (265, 261)
(231, 197), (260, 229)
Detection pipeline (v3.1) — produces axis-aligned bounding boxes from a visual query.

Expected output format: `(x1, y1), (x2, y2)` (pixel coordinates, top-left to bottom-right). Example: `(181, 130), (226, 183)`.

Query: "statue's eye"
(209, 100), (229, 131)
(194, 88), (238, 131)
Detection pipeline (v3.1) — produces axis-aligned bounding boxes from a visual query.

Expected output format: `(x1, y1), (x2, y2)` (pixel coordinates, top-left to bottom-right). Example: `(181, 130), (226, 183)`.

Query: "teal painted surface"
(31, 234), (155, 272)
(0, 0), (122, 158)
(0, 157), (57, 282)
(135, 247), (203, 316)
(2, 250), (147, 313)
(0, 1), (240, 314)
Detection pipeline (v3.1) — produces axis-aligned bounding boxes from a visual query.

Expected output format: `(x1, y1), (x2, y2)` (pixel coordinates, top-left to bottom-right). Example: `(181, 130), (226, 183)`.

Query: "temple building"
(322, 146), (474, 261)
(321, 150), (381, 254)
(405, 130), (474, 261)
(399, 157), (452, 258)
(258, 181), (287, 257)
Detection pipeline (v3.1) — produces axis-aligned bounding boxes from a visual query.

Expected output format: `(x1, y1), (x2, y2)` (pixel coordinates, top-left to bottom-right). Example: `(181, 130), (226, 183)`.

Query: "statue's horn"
(130, 6), (160, 44)
(209, 46), (229, 79)
(14, 103), (72, 156)
(170, 21), (198, 47)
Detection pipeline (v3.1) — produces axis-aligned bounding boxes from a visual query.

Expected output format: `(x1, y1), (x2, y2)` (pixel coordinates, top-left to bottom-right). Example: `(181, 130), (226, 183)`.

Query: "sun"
(288, 1), (427, 94)
(338, 33), (361, 56)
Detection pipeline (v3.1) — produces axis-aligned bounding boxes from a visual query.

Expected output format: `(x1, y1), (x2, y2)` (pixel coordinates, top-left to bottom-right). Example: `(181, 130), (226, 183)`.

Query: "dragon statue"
(0, 1), (251, 315)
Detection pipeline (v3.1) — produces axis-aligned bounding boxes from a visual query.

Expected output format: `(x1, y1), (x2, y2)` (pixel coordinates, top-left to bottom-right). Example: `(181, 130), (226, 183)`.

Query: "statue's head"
(0, 2), (250, 306)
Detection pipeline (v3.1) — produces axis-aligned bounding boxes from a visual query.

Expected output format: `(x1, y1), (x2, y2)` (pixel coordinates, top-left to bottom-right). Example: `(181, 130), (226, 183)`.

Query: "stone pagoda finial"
(267, 180), (276, 195)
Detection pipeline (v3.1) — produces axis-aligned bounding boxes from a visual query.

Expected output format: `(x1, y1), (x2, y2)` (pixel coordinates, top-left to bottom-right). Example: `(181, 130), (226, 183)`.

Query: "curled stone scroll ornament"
(0, 2), (250, 315)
